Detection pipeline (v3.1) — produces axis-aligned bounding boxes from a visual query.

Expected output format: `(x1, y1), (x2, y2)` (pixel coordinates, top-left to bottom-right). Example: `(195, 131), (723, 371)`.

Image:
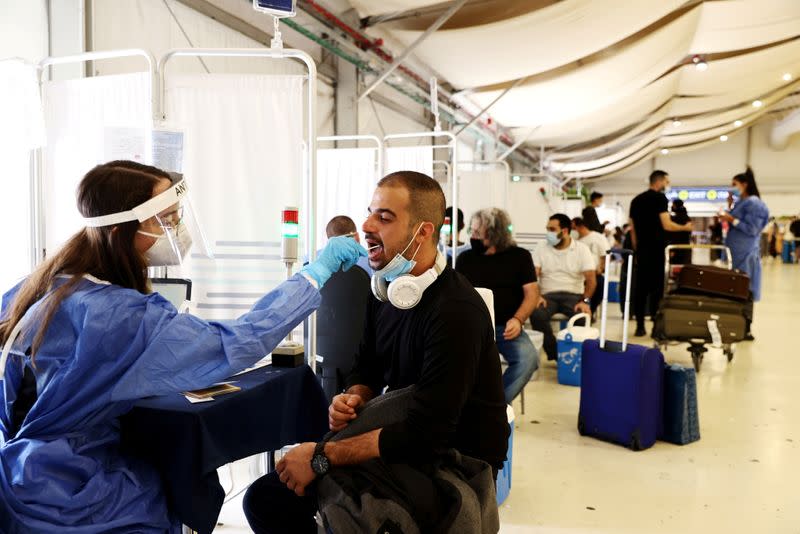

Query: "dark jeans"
(634, 252), (665, 330)
(243, 471), (318, 534)
(530, 292), (585, 360)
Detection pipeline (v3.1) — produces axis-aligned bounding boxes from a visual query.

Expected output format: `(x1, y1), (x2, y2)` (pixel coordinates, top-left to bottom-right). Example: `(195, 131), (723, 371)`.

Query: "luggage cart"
(654, 244), (737, 372)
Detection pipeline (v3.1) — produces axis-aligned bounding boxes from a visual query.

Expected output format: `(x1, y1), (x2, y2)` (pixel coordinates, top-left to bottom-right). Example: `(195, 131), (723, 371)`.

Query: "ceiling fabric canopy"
(348, 0), (800, 179)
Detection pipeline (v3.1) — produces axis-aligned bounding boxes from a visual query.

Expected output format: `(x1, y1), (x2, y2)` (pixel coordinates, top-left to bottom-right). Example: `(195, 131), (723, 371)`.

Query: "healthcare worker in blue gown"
(720, 167), (769, 339)
(0, 160), (365, 533)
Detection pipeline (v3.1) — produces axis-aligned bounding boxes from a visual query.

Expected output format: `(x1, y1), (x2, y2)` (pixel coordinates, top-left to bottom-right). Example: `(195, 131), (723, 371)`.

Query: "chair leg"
(520, 386), (526, 415)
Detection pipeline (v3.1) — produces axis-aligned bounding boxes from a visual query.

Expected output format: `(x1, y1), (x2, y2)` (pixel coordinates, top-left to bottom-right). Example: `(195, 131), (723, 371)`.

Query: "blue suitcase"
(661, 364), (700, 445)
(578, 250), (665, 451)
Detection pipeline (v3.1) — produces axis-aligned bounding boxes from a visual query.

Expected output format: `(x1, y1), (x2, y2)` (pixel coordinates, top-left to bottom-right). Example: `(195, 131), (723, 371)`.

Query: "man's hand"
(574, 301), (591, 315)
(276, 442), (316, 496)
(503, 317), (522, 340)
(536, 296), (547, 309)
(328, 393), (364, 432)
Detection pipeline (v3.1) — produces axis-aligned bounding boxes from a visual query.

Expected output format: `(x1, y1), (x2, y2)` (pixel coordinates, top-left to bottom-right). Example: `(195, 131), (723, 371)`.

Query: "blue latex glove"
(300, 235), (367, 287)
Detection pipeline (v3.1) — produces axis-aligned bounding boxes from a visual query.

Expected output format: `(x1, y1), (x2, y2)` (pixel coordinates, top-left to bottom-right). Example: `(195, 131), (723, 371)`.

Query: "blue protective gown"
(0, 274), (319, 533)
(725, 196), (770, 301)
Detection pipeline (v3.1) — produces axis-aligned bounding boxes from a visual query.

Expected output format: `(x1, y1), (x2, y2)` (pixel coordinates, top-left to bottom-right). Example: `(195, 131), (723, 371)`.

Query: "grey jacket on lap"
(317, 387), (500, 534)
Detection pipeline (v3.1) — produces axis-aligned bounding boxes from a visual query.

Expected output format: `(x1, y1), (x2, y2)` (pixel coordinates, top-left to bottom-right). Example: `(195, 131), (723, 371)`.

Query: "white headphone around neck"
(371, 252), (447, 309)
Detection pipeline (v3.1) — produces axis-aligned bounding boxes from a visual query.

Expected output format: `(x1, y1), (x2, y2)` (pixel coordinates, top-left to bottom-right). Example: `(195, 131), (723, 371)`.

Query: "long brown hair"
(0, 160), (170, 359)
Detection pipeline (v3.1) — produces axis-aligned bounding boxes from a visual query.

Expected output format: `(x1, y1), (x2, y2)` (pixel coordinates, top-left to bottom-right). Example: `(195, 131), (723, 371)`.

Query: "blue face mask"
(546, 231), (562, 247)
(375, 224), (424, 282)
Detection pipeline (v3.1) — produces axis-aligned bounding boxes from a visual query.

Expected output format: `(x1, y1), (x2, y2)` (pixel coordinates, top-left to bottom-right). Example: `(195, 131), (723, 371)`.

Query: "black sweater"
(346, 266), (509, 470)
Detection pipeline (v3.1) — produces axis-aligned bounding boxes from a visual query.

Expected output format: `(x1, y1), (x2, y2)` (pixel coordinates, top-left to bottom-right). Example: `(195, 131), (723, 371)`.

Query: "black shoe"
(743, 332), (755, 341)
(634, 326), (646, 337)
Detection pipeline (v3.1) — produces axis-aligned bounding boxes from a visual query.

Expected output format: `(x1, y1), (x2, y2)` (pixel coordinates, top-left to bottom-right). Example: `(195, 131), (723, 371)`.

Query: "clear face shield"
(82, 172), (213, 266)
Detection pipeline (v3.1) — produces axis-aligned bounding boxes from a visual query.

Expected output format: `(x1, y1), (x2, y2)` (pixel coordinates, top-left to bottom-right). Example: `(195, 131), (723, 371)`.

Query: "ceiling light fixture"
(752, 100), (763, 108)
(672, 119), (682, 127)
(734, 120), (743, 127)
(661, 148), (669, 155)
(691, 55), (708, 71)
(720, 135), (729, 142)
(783, 73), (793, 82)
(512, 175), (521, 182)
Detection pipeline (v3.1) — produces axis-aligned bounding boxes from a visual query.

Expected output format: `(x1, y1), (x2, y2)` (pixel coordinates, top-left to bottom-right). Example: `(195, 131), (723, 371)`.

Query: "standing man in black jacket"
(629, 170), (693, 337)
(243, 171), (509, 534)
(582, 192), (606, 234)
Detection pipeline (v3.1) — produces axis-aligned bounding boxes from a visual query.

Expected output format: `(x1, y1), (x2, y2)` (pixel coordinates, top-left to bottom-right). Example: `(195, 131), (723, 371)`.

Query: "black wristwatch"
(310, 441), (330, 477)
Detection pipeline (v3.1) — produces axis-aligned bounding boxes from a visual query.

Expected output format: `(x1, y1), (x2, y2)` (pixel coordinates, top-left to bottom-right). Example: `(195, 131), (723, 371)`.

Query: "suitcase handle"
(600, 248), (634, 351)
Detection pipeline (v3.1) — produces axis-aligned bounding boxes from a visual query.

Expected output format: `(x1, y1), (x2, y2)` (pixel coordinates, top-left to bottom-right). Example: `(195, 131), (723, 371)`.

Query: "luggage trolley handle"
(663, 244), (734, 296)
(600, 248), (634, 352)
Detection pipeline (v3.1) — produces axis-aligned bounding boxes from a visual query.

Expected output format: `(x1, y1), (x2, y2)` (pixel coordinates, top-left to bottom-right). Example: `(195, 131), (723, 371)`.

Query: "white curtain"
(41, 72), (152, 253)
(458, 169), (508, 222)
(385, 146), (434, 177)
(164, 74), (304, 320)
(316, 147), (378, 246)
(0, 61), (44, 293)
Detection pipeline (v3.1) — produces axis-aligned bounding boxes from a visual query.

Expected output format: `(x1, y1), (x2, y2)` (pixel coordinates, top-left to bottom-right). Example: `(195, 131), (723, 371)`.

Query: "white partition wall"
(316, 135), (382, 247)
(0, 60), (44, 292)
(456, 161), (510, 223)
(162, 71), (305, 320)
(385, 146), (434, 177)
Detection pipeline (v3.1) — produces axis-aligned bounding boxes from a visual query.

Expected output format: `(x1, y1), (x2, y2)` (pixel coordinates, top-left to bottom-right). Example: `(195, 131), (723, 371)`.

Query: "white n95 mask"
(138, 223), (193, 266)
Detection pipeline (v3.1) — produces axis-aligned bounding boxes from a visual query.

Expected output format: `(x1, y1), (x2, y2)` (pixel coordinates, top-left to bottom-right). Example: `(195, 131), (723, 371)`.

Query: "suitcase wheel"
(577, 417), (587, 436)
(724, 344), (735, 362)
(629, 431), (642, 451)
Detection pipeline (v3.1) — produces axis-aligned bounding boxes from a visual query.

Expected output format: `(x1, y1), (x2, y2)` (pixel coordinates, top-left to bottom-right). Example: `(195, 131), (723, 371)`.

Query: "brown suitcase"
(654, 307), (746, 343)
(676, 265), (750, 301)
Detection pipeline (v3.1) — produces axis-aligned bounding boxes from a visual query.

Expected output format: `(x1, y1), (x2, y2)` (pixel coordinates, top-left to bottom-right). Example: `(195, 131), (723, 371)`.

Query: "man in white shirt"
(531, 214), (597, 361)
(573, 217), (610, 313)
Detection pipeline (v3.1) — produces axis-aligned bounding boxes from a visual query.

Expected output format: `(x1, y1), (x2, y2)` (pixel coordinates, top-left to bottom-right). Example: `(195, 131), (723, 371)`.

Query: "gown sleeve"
(108, 274), (320, 401)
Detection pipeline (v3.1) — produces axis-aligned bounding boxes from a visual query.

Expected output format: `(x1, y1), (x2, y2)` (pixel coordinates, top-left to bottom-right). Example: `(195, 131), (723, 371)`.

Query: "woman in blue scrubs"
(720, 167), (769, 339)
(0, 161), (364, 533)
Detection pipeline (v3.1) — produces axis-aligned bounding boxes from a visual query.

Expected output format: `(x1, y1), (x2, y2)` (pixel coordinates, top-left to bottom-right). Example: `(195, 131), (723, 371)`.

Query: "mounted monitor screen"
(151, 278), (192, 310)
(253, 0), (296, 17)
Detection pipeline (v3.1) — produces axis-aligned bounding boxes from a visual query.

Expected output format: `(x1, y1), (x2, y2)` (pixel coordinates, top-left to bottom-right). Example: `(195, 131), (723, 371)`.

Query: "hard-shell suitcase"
(661, 364), (700, 445)
(578, 250), (665, 451)
(653, 294), (747, 343)
(676, 264), (750, 301)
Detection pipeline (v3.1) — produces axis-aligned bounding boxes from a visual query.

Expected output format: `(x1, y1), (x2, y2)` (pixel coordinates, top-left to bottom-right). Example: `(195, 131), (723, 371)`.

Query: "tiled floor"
(210, 260), (800, 533)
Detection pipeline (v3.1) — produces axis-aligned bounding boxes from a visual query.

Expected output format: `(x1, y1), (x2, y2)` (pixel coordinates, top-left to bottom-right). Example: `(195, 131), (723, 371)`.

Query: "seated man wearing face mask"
(243, 171), (509, 534)
(530, 214), (597, 361)
(456, 208), (539, 404)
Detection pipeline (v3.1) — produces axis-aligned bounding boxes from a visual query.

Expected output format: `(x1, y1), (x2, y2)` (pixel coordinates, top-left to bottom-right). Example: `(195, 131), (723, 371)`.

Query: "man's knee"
(531, 306), (551, 323)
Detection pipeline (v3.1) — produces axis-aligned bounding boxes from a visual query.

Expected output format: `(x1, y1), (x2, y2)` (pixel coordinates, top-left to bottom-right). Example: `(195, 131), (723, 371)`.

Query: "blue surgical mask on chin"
(375, 224), (424, 282)
(546, 231), (562, 247)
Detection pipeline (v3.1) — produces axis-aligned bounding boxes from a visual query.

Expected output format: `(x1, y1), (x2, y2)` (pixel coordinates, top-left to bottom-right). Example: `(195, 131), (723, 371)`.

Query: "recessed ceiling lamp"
(783, 73), (793, 82)
(512, 175), (521, 182)
(720, 135), (729, 142)
(734, 120), (743, 127)
(661, 148), (669, 155)
(752, 100), (763, 108)
(672, 119), (682, 127)
(692, 55), (708, 71)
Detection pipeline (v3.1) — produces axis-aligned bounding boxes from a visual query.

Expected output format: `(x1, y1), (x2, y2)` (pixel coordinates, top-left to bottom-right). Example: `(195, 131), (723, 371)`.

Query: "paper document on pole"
(152, 129), (185, 172)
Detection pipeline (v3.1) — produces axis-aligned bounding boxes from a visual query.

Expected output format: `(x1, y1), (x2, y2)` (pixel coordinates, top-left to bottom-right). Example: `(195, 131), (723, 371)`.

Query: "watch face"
(311, 454), (330, 475)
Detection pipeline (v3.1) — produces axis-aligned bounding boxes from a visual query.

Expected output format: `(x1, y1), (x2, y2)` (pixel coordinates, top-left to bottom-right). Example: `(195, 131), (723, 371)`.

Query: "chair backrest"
(474, 287), (496, 339)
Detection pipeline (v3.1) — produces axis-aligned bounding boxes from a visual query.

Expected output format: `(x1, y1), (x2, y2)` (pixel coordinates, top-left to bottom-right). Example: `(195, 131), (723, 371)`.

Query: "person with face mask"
(572, 217), (610, 314)
(243, 172), (508, 534)
(719, 167), (770, 339)
(455, 208), (540, 403)
(530, 214), (597, 361)
(0, 160), (365, 532)
(629, 170), (693, 337)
